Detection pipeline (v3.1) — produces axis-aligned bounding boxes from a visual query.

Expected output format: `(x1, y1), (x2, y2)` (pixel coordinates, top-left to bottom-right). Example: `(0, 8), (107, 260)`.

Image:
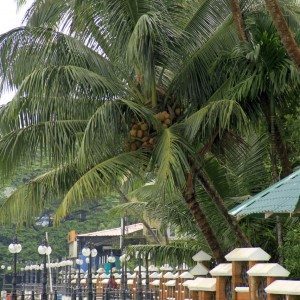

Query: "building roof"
(229, 168), (300, 218)
(77, 223), (144, 237)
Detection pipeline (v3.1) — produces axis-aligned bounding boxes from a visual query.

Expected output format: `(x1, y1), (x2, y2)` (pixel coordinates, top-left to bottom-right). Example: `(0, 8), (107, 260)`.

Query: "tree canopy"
(0, 0), (299, 267)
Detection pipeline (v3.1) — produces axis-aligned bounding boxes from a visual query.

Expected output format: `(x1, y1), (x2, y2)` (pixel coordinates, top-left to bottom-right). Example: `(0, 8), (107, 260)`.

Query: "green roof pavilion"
(230, 168), (300, 219)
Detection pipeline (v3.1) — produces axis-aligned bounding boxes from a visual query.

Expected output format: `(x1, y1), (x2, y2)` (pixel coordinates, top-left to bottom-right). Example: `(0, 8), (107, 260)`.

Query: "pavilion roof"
(229, 168), (300, 218)
(78, 223), (143, 237)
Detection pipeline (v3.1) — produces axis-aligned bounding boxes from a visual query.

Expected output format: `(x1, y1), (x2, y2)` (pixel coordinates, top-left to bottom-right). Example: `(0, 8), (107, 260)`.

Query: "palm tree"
(110, 133), (271, 264)
(215, 11), (300, 177)
(0, 0), (254, 260)
(264, 0), (300, 68)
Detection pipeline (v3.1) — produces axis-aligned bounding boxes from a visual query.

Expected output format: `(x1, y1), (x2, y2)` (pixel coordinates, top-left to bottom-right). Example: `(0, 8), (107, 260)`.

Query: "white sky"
(0, 0), (34, 105)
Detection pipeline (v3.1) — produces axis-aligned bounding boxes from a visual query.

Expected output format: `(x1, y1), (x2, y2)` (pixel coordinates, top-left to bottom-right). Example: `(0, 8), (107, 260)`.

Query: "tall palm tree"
(265, 0), (300, 68)
(0, 0), (253, 260)
(110, 133), (272, 264)
(215, 11), (300, 177)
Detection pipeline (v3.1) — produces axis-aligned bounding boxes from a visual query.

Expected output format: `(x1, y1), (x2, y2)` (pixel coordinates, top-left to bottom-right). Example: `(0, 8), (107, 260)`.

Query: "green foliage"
(0, 165), (120, 267)
(0, 198), (120, 267)
(127, 240), (209, 266)
(284, 108), (300, 167)
(282, 219), (300, 278)
(0, 0), (299, 268)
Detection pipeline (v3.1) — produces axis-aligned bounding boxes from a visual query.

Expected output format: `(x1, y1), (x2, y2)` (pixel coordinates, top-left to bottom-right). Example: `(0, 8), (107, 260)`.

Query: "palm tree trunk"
(273, 122), (293, 177)
(261, 94), (293, 178)
(260, 94), (285, 263)
(230, 0), (247, 41)
(197, 169), (252, 247)
(185, 171), (225, 262)
(265, 0), (300, 68)
(142, 220), (162, 244)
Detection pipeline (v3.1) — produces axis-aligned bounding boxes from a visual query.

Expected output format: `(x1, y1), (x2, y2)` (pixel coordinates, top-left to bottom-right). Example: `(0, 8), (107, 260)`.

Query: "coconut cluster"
(126, 108), (183, 152)
(154, 108), (183, 127)
(154, 110), (172, 128)
(127, 121), (155, 151)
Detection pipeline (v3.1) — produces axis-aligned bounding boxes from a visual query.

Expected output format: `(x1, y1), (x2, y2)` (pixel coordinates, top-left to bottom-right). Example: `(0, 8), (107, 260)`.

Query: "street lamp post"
(29, 264), (34, 287)
(8, 237), (22, 300)
(24, 265), (29, 289)
(107, 252), (116, 280)
(75, 259), (83, 300)
(136, 252), (143, 300)
(1, 265), (6, 290)
(82, 244), (97, 300)
(7, 266), (12, 281)
(38, 240), (52, 300)
(20, 267), (25, 287)
(144, 252), (151, 300)
(106, 252), (116, 300)
(120, 253), (130, 300)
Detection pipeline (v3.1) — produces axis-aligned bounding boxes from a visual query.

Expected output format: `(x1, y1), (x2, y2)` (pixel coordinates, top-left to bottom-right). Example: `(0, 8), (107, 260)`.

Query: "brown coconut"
(162, 111), (170, 119)
(130, 129), (137, 137)
(164, 118), (171, 125)
(137, 130), (143, 138)
(140, 123), (148, 131)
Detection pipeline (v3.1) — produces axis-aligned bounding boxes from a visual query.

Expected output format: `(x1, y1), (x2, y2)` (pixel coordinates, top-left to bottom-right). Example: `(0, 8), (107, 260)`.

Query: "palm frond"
(0, 162), (80, 225)
(109, 202), (147, 218)
(185, 99), (248, 140)
(120, 182), (201, 238)
(0, 27), (116, 94)
(167, 17), (236, 105)
(54, 151), (148, 223)
(0, 120), (87, 176)
(152, 125), (191, 190)
(77, 99), (156, 167)
(127, 240), (209, 266)
(219, 132), (271, 195)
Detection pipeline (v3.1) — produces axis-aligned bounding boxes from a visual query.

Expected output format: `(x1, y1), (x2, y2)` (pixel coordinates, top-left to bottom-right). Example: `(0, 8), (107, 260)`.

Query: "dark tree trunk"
(261, 94), (293, 178)
(265, 0), (300, 68)
(273, 122), (293, 177)
(260, 94), (287, 264)
(185, 171), (225, 262)
(197, 169), (252, 247)
(230, 0), (247, 41)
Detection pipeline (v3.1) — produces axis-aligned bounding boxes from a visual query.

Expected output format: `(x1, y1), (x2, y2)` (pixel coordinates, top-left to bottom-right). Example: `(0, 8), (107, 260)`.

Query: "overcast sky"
(0, 0), (33, 105)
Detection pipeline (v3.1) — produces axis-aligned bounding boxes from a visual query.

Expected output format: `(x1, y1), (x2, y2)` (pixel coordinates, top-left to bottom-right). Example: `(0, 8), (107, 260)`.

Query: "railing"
(1, 286), (158, 300)
(94, 289), (158, 300)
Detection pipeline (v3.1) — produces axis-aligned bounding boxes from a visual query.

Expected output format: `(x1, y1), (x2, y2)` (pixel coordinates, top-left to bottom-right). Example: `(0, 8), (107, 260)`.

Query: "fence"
(2, 247), (300, 300)
(0, 288), (158, 300)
